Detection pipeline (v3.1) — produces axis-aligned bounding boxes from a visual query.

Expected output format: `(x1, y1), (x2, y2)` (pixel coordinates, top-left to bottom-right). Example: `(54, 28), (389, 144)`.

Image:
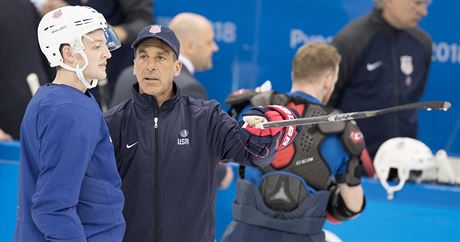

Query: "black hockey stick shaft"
(261, 101), (451, 128)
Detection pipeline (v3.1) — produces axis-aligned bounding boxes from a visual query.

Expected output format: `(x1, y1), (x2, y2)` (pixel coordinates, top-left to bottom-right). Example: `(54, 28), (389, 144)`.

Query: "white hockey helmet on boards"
(37, 6), (120, 89)
(374, 137), (437, 200)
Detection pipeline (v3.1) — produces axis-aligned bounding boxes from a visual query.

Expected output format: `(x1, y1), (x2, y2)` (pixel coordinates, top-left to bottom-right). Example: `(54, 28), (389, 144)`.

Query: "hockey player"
(221, 43), (370, 242)
(14, 6), (125, 242)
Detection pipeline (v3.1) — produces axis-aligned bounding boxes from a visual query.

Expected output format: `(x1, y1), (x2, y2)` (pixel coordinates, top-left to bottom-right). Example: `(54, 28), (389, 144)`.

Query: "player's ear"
(61, 44), (75, 64)
(323, 72), (334, 92)
(174, 60), (182, 77)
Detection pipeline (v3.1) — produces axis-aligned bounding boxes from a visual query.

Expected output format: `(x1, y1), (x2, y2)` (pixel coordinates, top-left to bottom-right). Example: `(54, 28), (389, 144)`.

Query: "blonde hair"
(292, 42), (341, 83)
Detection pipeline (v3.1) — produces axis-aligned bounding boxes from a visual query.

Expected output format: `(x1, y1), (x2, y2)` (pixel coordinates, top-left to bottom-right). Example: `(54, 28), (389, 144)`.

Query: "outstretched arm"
(237, 105), (300, 167)
(208, 102), (300, 167)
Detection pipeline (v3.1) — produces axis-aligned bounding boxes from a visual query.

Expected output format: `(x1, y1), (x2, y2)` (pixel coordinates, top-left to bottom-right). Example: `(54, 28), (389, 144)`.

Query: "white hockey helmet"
(374, 137), (437, 200)
(37, 6), (120, 88)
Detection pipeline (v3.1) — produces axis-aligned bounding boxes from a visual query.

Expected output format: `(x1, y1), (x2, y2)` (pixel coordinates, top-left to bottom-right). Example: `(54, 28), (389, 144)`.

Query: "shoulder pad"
(224, 89), (257, 105)
(341, 121), (365, 155)
(318, 110), (346, 133)
(318, 121), (346, 134)
(250, 90), (275, 107)
(271, 93), (290, 106)
(302, 107), (346, 134)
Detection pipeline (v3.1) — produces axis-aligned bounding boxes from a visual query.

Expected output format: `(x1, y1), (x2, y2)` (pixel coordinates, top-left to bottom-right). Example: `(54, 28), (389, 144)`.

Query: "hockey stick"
(257, 101), (451, 129)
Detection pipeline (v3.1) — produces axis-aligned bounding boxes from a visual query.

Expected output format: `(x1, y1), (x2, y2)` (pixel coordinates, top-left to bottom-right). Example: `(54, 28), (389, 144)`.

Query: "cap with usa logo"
(131, 25), (180, 58)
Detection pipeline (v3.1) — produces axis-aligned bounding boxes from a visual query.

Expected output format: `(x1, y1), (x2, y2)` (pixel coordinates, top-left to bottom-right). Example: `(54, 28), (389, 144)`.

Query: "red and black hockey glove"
(239, 105), (301, 167)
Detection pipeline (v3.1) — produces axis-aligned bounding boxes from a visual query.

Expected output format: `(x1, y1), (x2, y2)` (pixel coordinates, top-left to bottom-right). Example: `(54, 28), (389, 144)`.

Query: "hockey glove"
(239, 105), (300, 166)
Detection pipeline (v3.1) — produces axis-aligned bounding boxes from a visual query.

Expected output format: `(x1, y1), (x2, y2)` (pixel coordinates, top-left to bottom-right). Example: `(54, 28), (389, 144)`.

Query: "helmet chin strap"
(60, 50), (98, 89)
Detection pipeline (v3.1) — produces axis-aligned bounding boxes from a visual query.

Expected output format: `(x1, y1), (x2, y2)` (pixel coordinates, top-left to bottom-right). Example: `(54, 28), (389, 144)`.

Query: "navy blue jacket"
(0, 0), (49, 139)
(104, 83), (267, 242)
(329, 8), (432, 157)
(15, 84), (125, 242)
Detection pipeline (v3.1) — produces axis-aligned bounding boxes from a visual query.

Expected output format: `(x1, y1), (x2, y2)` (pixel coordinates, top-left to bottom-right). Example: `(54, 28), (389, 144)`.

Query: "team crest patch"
(52, 9), (62, 18)
(400, 55), (413, 86)
(150, 25), (162, 34)
(180, 129), (189, 138)
(400, 55), (413, 75)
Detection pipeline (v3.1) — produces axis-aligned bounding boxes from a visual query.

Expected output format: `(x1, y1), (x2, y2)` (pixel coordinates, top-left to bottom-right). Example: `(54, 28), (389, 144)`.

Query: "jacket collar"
(179, 55), (195, 74)
(289, 91), (321, 105)
(370, 8), (404, 36)
(131, 82), (181, 113)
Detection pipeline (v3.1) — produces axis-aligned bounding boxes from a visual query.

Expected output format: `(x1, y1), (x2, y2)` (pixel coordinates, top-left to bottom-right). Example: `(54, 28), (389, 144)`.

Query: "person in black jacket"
(0, 0), (50, 140)
(104, 25), (300, 242)
(328, 0), (432, 158)
(169, 12), (219, 100)
(109, 13), (232, 188)
(109, 13), (232, 189)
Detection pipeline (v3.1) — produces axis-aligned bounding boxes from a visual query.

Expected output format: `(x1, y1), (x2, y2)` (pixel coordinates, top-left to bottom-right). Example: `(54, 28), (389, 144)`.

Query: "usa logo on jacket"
(178, 129), (190, 145)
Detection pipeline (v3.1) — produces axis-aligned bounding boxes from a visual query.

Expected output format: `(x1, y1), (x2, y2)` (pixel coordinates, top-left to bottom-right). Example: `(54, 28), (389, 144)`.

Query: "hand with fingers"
(239, 105), (301, 167)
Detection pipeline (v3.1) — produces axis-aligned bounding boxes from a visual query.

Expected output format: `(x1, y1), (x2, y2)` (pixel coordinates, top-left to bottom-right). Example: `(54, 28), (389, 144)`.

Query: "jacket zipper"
(153, 114), (160, 242)
(391, 39), (399, 137)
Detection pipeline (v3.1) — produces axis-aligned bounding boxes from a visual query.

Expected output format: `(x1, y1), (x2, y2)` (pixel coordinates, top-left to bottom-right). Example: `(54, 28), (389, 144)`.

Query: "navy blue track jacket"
(104, 83), (269, 242)
(329, 8), (432, 157)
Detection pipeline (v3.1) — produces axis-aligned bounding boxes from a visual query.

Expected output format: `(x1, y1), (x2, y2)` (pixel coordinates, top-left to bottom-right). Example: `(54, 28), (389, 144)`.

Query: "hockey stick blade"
(259, 101), (451, 128)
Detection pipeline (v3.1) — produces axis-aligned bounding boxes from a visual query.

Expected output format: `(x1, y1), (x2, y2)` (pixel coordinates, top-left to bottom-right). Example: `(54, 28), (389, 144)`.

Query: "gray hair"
(375, 0), (385, 9)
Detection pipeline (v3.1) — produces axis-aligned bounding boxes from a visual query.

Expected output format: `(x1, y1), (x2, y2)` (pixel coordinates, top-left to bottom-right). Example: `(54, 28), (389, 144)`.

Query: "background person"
(0, 0), (50, 140)
(328, 0), (432, 158)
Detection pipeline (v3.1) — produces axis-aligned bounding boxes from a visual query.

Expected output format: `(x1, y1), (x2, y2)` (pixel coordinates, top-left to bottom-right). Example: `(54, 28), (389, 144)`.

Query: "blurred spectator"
(0, 0), (50, 140)
(33, 0), (153, 110)
(108, 66), (135, 107)
(169, 12), (219, 99)
(328, 0), (432, 158)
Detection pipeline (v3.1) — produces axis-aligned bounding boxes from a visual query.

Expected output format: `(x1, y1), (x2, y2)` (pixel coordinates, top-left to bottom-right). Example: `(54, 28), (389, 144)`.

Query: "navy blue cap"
(131, 25), (180, 58)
